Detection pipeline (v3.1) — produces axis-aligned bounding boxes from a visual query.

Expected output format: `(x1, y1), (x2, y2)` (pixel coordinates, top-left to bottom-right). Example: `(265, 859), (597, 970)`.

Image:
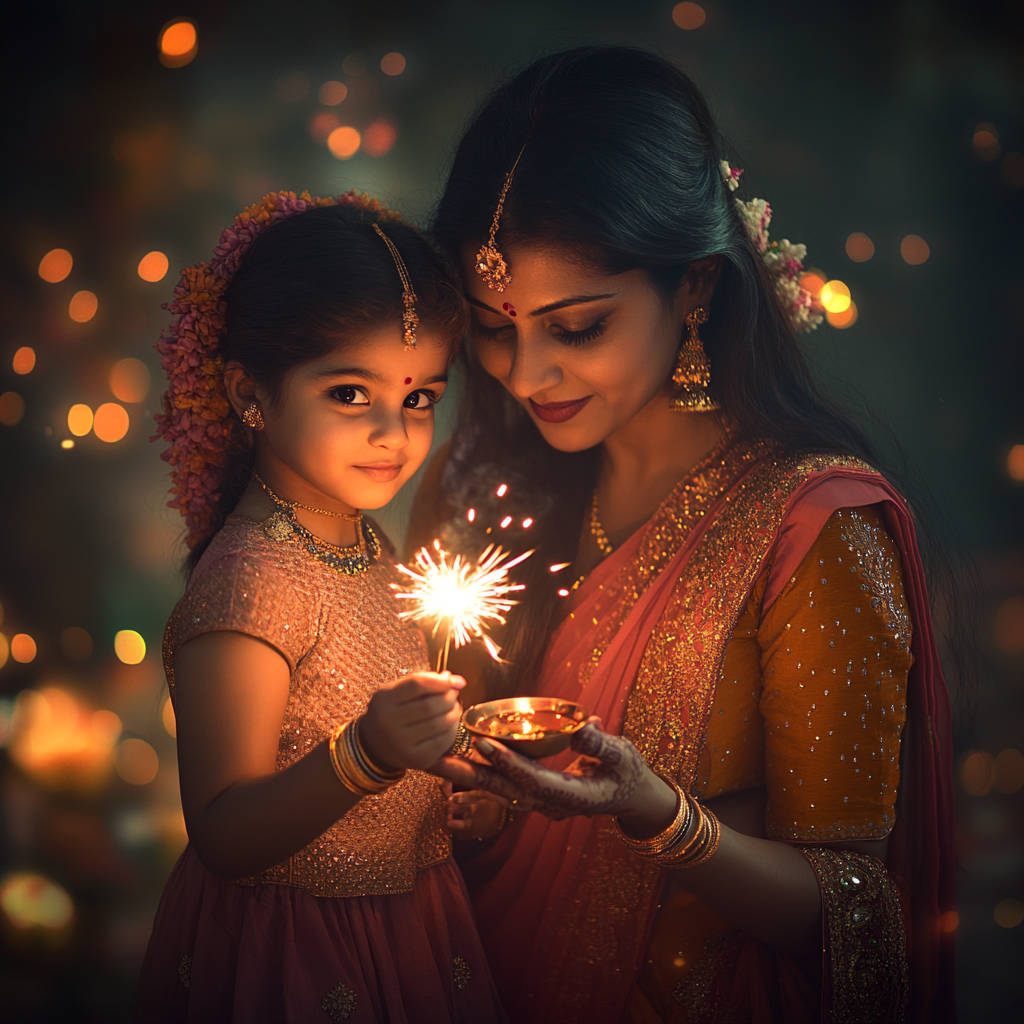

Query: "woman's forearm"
(186, 740), (360, 879)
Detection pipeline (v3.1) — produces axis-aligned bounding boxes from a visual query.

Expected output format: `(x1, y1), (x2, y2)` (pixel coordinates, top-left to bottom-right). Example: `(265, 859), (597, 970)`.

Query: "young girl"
(137, 191), (507, 1023)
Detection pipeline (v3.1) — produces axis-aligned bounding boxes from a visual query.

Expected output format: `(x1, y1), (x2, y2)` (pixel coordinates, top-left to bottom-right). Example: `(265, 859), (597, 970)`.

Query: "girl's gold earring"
(241, 402), (265, 430)
(670, 307), (719, 412)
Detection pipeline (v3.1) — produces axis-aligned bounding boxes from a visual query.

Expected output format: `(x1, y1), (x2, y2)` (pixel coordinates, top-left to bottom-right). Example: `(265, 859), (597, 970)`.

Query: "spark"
(467, 508), (476, 522)
(549, 562), (571, 573)
(393, 543), (533, 671)
(522, 518), (533, 529)
(500, 516), (513, 528)
(496, 483), (508, 497)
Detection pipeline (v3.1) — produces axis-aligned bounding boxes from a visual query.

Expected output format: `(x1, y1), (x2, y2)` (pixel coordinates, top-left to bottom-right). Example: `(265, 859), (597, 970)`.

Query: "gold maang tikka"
(373, 222), (418, 347)
(670, 307), (719, 412)
(475, 145), (526, 292)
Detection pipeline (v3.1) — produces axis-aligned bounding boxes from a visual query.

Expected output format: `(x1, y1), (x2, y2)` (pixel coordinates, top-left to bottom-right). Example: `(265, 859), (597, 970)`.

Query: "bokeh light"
(158, 20), (198, 68)
(93, 402), (129, 443)
(973, 123), (1000, 161)
(137, 251), (169, 282)
(60, 627), (93, 661)
(799, 270), (826, 298)
(11, 634), (37, 664)
(993, 749), (1024, 795)
(1007, 444), (1024, 481)
(9, 688), (122, 792)
(327, 126), (361, 160)
(115, 739), (159, 785)
(0, 872), (74, 936)
(1001, 152), (1024, 188)
(820, 280), (851, 313)
(993, 595), (1024, 654)
(673, 2), (707, 29)
(68, 290), (98, 323)
(827, 302), (858, 329)
(938, 910), (959, 933)
(364, 120), (398, 157)
(12, 347), (36, 375)
(114, 629), (146, 665)
(960, 751), (994, 796)
(994, 899), (1024, 929)
(109, 358), (151, 403)
(162, 697), (177, 738)
(0, 633), (8, 669)
(67, 404), (93, 437)
(309, 111), (340, 143)
(318, 80), (348, 106)
(845, 232), (875, 262)
(37, 248), (73, 283)
(900, 235), (930, 265)
(0, 392), (25, 426)
(380, 52), (406, 76)
(60, 439), (74, 449)
(342, 53), (367, 76)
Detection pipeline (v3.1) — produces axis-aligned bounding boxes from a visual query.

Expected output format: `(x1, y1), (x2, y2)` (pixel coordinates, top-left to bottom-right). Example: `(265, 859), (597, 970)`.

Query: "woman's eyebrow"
(466, 293), (617, 316)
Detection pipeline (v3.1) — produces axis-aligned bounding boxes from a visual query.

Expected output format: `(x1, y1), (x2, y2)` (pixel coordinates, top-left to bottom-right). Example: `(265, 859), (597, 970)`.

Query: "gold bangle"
(612, 776), (694, 858)
(449, 721), (473, 759)
(351, 717), (405, 782)
(660, 803), (721, 869)
(328, 720), (404, 796)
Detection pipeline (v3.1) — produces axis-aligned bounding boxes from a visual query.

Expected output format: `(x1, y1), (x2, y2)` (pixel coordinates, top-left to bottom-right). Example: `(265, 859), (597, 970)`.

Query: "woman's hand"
(447, 790), (510, 841)
(361, 672), (464, 771)
(433, 718), (676, 834)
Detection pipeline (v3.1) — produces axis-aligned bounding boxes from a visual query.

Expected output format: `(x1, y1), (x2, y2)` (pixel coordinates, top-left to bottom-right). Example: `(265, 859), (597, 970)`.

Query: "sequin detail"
(163, 515), (449, 898)
(801, 847), (908, 1023)
(452, 955), (472, 991)
(321, 982), (358, 1021)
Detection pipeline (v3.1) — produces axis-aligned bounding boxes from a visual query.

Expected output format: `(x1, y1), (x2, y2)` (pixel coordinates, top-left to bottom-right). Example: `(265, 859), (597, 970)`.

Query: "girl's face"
(461, 244), (696, 452)
(238, 328), (450, 511)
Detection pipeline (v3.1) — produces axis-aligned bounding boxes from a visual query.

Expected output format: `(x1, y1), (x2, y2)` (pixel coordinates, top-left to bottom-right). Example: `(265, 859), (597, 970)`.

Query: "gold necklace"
(589, 490), (615, 558)
(253, 471), (362, 522)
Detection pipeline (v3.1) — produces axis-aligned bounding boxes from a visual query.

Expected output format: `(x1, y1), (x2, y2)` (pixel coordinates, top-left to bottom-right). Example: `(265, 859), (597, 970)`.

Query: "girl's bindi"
(404, 377), (412, 385)
(501, 301), (518, 318)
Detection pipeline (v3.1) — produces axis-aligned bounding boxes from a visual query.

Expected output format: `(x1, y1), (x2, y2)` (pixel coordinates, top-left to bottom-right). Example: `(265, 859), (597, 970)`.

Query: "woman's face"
(228, 328), (450, 511)
(461, 244), (690, 451)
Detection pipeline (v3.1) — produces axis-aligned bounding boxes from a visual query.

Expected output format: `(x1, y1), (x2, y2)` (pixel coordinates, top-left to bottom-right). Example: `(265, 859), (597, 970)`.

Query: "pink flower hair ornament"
(720, 161), (825, 334)
(152, 189), (403, 549)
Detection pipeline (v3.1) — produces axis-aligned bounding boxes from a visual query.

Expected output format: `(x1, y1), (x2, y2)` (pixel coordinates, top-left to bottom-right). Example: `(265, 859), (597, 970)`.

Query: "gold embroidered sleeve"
(758, 506), (912, 841)
(800, 847), (909, 1023)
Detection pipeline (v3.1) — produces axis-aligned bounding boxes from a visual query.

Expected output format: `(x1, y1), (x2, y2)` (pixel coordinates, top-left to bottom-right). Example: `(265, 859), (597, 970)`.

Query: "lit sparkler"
(392, 541), (533, 671)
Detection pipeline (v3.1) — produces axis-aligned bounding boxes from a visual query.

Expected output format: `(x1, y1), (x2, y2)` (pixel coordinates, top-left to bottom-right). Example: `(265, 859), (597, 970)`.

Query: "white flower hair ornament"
(720, 161), (824, 333)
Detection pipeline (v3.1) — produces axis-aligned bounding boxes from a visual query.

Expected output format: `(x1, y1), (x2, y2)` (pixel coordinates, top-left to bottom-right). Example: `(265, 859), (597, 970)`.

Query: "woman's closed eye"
(551, 317), (607, 347)
(471, 314), (513, 339)
(403, 389), (440, 411)
(330, 385), (370, 406)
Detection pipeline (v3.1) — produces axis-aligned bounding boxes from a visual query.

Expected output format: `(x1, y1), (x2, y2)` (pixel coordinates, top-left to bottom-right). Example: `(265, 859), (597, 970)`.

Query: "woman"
(415, 47), (956, 1024)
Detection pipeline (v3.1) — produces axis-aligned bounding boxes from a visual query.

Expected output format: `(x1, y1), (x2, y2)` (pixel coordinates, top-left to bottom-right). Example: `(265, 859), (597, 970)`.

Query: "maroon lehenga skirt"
(135, 845), (506, 1024)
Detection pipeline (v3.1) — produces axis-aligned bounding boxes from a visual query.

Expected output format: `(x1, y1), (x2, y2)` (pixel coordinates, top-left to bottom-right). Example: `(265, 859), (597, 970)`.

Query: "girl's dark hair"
(432, 45), (974, 704)
(187, 204), (466, 572)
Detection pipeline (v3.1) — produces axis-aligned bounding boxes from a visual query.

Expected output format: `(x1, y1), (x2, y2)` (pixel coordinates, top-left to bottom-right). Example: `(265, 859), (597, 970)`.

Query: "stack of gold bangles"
(328, 718), (406, 796)
(614, 777), (721, 868)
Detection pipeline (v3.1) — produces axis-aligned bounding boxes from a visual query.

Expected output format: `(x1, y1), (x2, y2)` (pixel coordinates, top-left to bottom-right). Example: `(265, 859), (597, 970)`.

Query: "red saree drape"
(462, 438), (955, 1024)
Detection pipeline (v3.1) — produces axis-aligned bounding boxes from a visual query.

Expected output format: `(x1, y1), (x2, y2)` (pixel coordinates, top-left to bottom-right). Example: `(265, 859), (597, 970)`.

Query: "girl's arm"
(175, 630), (462, 879)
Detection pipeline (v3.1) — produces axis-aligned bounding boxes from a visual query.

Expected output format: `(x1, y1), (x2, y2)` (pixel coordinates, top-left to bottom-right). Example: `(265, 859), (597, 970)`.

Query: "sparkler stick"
(392, 541), (533, 672)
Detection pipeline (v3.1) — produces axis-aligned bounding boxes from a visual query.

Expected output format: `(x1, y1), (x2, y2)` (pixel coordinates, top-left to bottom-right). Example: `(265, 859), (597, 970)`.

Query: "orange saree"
(461, 436), (955, 1024)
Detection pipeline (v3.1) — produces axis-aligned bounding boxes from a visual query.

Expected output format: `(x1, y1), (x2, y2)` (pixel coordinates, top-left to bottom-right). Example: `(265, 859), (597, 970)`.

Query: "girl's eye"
(403, 390), (438, 411)
(330, 386), (370, 406)
(552, 318), (607, 347)
(471, 316), (513, 339)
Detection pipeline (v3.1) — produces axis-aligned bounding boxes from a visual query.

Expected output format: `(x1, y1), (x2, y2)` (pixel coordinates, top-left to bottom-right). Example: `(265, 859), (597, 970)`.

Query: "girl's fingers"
(431, 756), (526, 804)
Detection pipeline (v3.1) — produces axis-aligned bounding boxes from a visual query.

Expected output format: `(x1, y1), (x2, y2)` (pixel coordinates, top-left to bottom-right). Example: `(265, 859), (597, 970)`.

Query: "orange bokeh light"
(799, 270), (826, 298)
(318, 80), (348, 106)
(309, 111), (340, 144)
(0, 392), (25, 426)
(115, 738), (159, 785)
(993, 749), (1024, 795)
(38, 249), (73, 283)
(159, 20), (197, 67)
(93, 403), (129, 443)
(845, 232), (875, 262)
(1007, 444), (1024, 482)
(68, 290), (98, 323)
(380, 52), (406, 76)
(0, 872), (74, 936)
(137, 251), (169, 282)
(900, 235), (930, 265)
(993, 595), (1024, 655)
(162, 697), (177, 738)
(972, 123), (1000, 161)
(938, 911), (959, 933)
(364, 120), (397, 157)
(820, 280), (851, 313)
(327, 126), (361, 160)
(11, 634), (37, 664)
(67, 404), (93, 437)
(672, 2), (706, 29)
(110, 358), (151, 403)
(960, 751), (994, 796)
(826, 301), (858, 330)
(1001, 153), (1024, 188)
(0, 633), (7, 669)
(12, 347), (36, 375)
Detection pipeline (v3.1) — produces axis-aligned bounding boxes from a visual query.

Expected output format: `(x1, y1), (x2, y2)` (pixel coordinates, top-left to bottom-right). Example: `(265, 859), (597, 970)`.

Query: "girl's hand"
(447, 790), (510, 841)
(360, 672), (464, 772)
(432, 718), (675, 833)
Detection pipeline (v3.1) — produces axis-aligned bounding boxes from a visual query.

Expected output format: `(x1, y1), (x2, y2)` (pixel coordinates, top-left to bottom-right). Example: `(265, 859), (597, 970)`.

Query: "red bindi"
(404, 377), (412, 385)
(502, 301), (518, 318)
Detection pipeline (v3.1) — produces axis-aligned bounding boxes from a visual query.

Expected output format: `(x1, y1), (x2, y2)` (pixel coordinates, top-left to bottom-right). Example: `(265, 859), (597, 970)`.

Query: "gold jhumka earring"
(670, 307), (718, 412)
(241, 402), (264, 430)
(474, 145), (526, 292)
(372, 222), (419, 347)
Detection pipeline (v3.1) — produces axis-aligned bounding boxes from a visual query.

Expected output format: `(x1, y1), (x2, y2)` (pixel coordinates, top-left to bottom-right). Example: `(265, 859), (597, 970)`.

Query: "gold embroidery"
(452, 954), (472, 991)
(672, 932), (745, 1021)
(800, 847), (908, 1023)
(178, 953), (192, 990)
(837, 508), (911, 652)
(321, 982), (357, 1020)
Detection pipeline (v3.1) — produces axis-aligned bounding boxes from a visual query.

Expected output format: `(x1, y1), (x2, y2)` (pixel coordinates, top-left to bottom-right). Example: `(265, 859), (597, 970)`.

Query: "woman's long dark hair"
(186, 204), (466, 572)
(431, 46), (973, 704)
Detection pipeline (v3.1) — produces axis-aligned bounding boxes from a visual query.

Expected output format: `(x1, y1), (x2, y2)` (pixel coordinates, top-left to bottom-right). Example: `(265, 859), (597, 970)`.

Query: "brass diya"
(463, 697), (591, 759)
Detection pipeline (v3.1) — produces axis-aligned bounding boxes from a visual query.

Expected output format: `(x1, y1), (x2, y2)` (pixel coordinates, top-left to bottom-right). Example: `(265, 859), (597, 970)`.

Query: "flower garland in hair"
(720, 161), (824, 334)
(153, 189), (403, 548)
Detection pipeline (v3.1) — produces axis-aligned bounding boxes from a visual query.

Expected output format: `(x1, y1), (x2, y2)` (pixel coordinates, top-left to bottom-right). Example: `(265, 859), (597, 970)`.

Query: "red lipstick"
(528, 396), (592, 423)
